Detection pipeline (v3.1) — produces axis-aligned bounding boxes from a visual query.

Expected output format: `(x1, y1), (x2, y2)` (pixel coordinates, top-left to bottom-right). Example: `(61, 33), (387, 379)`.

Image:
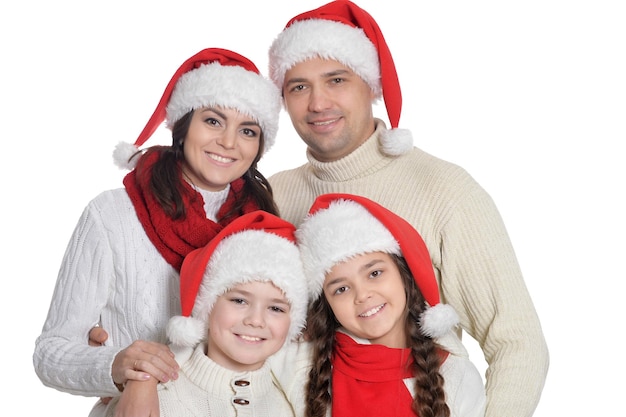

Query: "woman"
(33, 47), (282, 416)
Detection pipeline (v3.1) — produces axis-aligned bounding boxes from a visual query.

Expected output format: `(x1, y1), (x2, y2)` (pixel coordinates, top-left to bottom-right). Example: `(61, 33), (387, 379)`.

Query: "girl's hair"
(304, 254), (450, 417)
(134, 110), (279, 220)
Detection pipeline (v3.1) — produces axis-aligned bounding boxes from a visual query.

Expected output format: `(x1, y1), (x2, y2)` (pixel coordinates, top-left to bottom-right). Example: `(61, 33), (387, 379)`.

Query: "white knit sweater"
(268, 120), (549, 417)
(33, 186), (228, 415)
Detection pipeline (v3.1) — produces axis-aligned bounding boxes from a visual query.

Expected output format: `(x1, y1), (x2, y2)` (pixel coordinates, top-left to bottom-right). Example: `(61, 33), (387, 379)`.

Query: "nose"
(353, 285), (372, 305)
(308, 86), (332, 113)
(243, 307), (265, 328)
(216, 127), (237, 149)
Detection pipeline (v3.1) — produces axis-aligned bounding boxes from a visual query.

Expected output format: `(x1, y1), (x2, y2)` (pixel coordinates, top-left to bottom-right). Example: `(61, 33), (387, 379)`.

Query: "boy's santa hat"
(269, 0), (413, 156)
(113, 48), (281, 170)
(167, 211), (308, 347)
(295, 193), (458, 338)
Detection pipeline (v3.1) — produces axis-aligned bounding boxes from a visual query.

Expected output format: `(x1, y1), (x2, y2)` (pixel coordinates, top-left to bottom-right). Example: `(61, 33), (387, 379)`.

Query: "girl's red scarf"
(331, 332), (416, 417)
(123, 151), (259, 271)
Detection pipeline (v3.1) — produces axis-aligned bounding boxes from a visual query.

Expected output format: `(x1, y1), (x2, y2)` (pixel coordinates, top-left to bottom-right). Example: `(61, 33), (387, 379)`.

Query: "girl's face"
(181, 106), (261, 191)
(323, 251), (408, 348)
(207, 281), (291, 371)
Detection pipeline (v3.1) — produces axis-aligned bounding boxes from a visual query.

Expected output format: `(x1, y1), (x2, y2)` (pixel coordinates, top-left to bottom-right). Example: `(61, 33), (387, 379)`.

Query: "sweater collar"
(306, 119), (394, 182)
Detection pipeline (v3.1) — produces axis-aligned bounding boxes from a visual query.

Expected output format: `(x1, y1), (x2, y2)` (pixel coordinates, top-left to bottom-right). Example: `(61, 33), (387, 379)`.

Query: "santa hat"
(167, 211), (308, 347)
(295, 193), (458, 338)
(269, 0), (413, 156)
(113, 48), (281, 170)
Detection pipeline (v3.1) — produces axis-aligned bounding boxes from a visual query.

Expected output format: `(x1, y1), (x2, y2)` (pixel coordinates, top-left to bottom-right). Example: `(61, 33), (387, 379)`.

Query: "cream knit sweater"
(268, 120), (549, 417)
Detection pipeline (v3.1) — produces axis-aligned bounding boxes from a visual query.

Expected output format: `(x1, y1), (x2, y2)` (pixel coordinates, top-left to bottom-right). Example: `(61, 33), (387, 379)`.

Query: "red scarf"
(331, 332), (416, 417)
(123, 150), (259, 271)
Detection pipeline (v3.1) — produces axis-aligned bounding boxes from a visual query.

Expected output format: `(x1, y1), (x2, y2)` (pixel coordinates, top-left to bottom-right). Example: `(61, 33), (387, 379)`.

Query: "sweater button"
(233, 398), (250, 405)
(233, 379), (250, 387)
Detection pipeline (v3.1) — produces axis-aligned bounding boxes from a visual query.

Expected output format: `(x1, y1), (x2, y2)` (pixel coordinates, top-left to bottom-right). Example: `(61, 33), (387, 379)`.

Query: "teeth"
(312, 119), (337, 126)
(360, 304), (383, 317)
(209, 153), (234, 163)
(239, 335), (262, 342)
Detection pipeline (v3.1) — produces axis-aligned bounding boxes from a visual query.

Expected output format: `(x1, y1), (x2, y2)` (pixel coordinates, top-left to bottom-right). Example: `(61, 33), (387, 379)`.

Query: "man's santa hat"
(269, 0), (413, 156)
(295, 193), (458, 338)
(113, 48), (281, 170)
(167, 211), (308, 347)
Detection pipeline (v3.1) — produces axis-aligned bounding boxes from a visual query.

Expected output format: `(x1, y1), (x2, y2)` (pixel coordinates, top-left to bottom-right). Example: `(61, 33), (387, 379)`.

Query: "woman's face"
(323, 251), (408, 348)
(181, 106), (261, 191)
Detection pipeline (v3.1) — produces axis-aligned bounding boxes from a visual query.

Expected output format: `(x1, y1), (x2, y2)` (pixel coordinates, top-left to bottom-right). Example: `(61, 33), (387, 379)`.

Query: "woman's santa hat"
(268, 0), (413, 156)
(295, 193), (458, 338)
(167, 211), (308, 347)
(113, 48), (281, 170)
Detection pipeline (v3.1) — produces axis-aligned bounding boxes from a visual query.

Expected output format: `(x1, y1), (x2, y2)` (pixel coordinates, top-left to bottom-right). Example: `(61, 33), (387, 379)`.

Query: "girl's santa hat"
(113, 48), (281, 170)
(269, 0), (413, 156)
(167, 211), (308, 347)
(295, 193), (458, 338)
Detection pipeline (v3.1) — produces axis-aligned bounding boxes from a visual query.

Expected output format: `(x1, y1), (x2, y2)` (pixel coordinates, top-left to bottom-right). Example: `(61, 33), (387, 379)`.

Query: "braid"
(395, 254), (450, 417)
(305, 296), (337, 417)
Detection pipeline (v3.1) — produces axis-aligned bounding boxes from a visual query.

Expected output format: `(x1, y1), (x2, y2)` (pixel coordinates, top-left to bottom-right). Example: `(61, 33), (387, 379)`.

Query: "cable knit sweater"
(268, 120), (549, 417)
(33, 186), (229, 416)
(102, 343), (296, 417)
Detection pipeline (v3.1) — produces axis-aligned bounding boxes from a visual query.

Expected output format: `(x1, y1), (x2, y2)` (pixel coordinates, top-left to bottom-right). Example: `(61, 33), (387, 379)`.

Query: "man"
(267, 1), (549, 417)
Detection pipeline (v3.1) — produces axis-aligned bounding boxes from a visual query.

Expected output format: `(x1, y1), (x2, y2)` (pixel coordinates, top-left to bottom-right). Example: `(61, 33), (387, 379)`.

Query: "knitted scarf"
(123, 150), (259, 271)
(331, 332), (416, 417)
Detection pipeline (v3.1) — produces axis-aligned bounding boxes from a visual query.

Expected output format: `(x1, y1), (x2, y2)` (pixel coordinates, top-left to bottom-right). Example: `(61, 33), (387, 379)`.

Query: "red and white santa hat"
(268, 0), (413, 156)
(113, 48), (281, 170)
(295, 193), (458, 338)
(167, 210), (308, 347)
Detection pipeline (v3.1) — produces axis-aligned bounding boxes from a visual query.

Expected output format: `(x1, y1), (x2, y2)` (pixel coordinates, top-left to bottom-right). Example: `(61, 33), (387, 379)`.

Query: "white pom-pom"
(380, 128), (413, 156)
(112, 141), (140, 170)
(166, 316), (206, 347)
(419, 303), (459, 338)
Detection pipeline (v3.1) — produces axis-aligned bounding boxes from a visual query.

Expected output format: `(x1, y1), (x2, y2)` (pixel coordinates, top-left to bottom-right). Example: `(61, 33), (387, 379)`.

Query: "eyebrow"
(198, 106), (260, 128)
(285, 68), (353, 87)
(227, 288), (289, 305)
(324, 258), (386, 290)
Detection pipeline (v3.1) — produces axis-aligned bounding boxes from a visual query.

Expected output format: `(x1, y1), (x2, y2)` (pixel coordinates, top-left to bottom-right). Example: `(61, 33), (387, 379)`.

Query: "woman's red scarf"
(331, 331), (416, 417)
(123, 150), (259, 271)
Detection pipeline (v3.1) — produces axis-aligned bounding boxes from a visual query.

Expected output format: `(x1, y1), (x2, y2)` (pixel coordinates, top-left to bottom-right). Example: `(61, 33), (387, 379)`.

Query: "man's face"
(282, 57), (377, 162)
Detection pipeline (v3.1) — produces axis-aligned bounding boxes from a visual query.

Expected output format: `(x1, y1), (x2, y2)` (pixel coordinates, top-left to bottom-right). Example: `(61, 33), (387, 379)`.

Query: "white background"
(1, 0), (624, 414)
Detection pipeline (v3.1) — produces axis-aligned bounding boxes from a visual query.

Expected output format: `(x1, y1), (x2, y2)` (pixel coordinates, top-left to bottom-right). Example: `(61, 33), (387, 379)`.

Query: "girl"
(33, 48), (282, 416)
(295, 193), (486, 417)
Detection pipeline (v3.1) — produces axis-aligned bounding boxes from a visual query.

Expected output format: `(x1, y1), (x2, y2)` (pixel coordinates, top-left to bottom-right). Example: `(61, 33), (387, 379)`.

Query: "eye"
(241, 127), (260, 138)
(269, 305), (287, 313)
(369, 269), (382, 279)
(333, 285), (348, 295)
(204, 117), (221, 127)
(288, 83), (306, 93)
(229, 297), (246, 305)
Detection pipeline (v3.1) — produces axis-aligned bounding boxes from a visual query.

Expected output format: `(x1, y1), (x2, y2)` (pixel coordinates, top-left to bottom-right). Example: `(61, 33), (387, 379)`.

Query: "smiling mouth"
(311, 118), (340, 126)
(359, 304), (385, 318)
(238, 334), (263, 342)
(208, 152), (235, 163)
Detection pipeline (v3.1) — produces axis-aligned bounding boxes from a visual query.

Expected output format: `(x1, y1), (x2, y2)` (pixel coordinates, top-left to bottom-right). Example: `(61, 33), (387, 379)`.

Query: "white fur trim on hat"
(419, 303), (459, 338)
(166, 62), (281, 153)
(167, 229), (308, 347)
(295, 199), (400, 299)
(269, 19), (381, 98)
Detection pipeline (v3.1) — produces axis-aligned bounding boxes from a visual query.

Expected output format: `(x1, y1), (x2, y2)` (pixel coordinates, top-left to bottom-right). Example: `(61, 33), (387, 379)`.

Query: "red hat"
(269, 0), (413, 156)
(167, 211), (308, 347)
(113, 48), (281, 170)
(295, 193), (458, 338)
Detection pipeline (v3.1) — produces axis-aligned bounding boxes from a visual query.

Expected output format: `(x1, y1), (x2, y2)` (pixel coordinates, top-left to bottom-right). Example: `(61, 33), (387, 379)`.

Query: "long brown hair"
(134, 110), (278, 220)
(304, 254), (450, 417)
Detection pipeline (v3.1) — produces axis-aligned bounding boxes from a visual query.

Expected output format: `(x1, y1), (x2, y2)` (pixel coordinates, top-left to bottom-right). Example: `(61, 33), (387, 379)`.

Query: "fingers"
(88, 326), (109, 346)
(112, 341), (179, 387)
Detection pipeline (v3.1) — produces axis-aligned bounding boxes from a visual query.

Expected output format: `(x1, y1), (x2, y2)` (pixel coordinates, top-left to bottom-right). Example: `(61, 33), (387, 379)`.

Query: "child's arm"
(113, 379), (160, 417)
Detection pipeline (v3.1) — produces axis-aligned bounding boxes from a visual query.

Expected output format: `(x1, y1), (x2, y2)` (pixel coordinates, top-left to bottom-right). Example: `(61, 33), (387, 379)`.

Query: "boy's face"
(206, 280), (291, 371)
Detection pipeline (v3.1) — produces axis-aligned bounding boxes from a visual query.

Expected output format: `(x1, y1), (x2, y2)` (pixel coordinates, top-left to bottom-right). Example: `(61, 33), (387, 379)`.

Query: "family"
(33, 2), (549, 417)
